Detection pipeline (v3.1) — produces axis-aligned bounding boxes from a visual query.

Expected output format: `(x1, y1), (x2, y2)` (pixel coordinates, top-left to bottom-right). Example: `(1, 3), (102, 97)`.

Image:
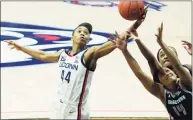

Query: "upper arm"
(41, 49), (64, 62)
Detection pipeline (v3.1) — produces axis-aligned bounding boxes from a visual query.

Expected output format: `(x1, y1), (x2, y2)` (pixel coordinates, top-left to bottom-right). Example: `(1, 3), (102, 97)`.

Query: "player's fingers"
(182, 42), (188, 45)
(111, 39), (117, 44)
(181, 40), (189, 43)
(10, 46), (15, 50)
(183, 45), (189, 50)
(7, 44), (12, 46)
(125, 31), (131, 38)
(143, 5), (149, 15)
(161, 22), (163, 32)
(115, 31), (120, 39)
(182, 40), (191, 45)
(181, 40), (186, 43)
(159, 27), (162, 34)
(7, 41), (15, 46)
(4, 40), (11, 44)
(157, 27), (160, 34)
(144, 5), (149, 11)
(142, 5), (149, 16)
(124, 34), (128, 41)
(109, 33), (116, 40)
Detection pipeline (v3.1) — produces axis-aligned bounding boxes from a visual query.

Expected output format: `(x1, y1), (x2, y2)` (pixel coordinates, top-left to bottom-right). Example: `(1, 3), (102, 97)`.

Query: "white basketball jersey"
(57, 48), (94, 105)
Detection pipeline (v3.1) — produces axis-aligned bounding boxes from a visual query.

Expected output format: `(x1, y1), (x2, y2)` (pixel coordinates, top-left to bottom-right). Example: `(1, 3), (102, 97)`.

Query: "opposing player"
(131, 12), (192, 81)
(135, 36), (192, 82)
(4, 18), (144, 119)
(155, 23), (192, 119)
(115, 23), (192, 120)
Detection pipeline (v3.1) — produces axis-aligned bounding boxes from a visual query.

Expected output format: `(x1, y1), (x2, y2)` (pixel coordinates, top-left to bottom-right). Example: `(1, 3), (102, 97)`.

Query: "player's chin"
(78, 40), (87, 46)
(163, 62), (172, 68)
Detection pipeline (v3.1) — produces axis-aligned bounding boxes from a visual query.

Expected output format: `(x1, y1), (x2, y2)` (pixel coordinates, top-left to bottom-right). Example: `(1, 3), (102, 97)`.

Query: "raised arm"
(135, 38), (162, 77)
(85, 6), (149, 62)
(4, 40), (63, 62)
(85, 40), (116, 61)
(128, 6), (161, 79)
(155, 23), (192, 89)
(115, 32), (164, 100)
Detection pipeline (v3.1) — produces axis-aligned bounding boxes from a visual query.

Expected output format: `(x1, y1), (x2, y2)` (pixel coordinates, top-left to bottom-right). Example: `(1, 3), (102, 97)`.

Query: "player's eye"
(160, 53), (164, 58)
(84, 31), (88, 35)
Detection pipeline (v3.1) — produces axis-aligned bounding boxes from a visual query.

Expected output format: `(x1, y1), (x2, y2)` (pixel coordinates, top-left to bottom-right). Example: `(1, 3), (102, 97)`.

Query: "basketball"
(118, 1), (145, 21)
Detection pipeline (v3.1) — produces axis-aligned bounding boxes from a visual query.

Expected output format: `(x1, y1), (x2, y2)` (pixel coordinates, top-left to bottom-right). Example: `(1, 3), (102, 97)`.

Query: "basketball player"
(182, 40), (192, 55)
(136, 36), (192, 82)
(156, 45), (192, 78)
(115, 23), (192, 120)
(4, 18), (145, 119)
(129, 9), (192, 82)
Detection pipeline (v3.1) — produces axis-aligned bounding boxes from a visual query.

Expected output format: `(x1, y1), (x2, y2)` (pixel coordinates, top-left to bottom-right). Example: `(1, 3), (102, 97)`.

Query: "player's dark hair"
(72, 22), (92, 35)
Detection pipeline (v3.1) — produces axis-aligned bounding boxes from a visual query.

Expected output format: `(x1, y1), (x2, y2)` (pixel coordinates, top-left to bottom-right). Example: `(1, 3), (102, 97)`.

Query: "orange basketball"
(118, 1), (145, 21)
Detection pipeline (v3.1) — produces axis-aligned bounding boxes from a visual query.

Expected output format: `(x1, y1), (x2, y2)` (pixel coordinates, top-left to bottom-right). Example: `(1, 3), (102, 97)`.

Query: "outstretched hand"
(4, 40), (22, 50)
(155, 22), (163, 44)
(182, 40), (192, 55)
(128, 5), (149, 32)
(114, 31), (140, 51)
(137, 5), (149, 24)
(114, 31), (129, 51)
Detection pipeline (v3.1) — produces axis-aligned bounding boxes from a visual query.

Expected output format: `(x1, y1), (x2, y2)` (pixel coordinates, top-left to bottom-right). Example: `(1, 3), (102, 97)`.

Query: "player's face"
(158, 67), (177, 86)
(72, 26), (90, 46)
(158, 49), (177, 68)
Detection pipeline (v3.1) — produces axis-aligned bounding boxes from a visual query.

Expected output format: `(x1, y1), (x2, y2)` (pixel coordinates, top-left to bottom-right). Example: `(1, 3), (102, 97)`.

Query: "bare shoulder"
(183, 64), (192, 70)
(56, 49), (65, 55)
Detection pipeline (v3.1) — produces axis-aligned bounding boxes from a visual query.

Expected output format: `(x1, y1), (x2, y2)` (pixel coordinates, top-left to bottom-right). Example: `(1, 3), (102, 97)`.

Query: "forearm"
(128, 20), (142, 31)
(19, 46), (46, 60)
(135, 39), (156, 62)
(121, 49), (160, 96)
(94, 41), (116, 58)
(122, 49), (142, 74)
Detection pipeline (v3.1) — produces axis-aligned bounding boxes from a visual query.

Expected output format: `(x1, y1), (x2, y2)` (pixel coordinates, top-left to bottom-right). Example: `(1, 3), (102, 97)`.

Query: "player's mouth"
(80, 36), (85, 40)
(164, 59), (170, 64)
(165, 73), (172, 80)
(165, 75), (170, 80)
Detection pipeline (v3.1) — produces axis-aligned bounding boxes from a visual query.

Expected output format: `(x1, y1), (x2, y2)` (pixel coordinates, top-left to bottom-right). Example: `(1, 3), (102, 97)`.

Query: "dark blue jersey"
(164, 85), (192, 120)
